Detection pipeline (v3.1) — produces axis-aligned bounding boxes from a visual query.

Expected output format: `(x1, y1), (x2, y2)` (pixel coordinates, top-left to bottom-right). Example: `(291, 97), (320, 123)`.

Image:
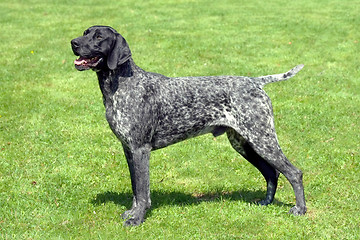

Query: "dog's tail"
(256, 64), (304, 88)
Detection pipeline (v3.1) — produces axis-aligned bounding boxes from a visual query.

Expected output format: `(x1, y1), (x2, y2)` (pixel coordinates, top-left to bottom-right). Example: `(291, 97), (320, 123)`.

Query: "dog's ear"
(107, 33), (132, 70)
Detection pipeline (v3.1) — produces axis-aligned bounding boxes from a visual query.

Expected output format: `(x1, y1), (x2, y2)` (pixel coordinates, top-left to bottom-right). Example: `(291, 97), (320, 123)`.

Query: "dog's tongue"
(74, 57), (88, 66)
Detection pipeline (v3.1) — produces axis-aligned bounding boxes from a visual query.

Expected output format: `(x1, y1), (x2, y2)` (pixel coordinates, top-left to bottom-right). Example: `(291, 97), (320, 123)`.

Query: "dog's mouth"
(74, 56), (103, 71)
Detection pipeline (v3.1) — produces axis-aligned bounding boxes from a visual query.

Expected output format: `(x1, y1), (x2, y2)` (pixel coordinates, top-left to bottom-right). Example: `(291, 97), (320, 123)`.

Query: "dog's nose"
(71, 39), (80, 48)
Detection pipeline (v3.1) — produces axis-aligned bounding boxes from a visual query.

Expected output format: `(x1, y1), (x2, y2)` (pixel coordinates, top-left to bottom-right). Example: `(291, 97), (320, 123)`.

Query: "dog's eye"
(96, 35), (103, 40)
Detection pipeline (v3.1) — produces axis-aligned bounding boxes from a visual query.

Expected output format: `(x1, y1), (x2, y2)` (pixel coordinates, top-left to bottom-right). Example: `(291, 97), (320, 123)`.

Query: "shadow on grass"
(91, 189), (292, 211)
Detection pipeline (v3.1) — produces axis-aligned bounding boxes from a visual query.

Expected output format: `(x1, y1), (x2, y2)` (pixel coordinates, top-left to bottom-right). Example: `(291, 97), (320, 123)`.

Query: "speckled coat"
(71, 26), (307, 226)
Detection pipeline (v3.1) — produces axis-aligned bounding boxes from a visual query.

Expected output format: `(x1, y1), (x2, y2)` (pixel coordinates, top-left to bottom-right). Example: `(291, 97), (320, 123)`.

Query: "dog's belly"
(150, 124), (227, 150)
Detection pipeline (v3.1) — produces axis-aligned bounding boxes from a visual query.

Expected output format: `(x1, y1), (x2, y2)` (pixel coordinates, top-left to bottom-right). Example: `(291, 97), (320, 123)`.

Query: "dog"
(71, 25), (306, 226)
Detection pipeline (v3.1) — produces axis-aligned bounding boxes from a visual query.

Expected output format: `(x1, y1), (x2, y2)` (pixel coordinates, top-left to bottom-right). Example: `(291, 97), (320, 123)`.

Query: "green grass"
(1, 0), (359, 239)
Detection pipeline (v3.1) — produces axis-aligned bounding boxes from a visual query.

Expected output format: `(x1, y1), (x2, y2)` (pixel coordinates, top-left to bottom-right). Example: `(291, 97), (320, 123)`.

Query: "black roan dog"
(71, 26), (306, 226)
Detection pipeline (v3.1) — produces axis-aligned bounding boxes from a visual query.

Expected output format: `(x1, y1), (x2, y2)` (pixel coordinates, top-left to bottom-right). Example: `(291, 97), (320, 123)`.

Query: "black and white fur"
(71, 26), (306, 226)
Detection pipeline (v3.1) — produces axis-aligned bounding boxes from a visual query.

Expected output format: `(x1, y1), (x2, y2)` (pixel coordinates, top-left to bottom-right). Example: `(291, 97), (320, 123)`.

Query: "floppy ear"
(107, 33), (132, 70)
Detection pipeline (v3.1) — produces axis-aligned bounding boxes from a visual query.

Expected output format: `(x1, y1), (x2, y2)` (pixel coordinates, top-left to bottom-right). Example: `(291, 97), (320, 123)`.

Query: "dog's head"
(71, 26), (132, 71)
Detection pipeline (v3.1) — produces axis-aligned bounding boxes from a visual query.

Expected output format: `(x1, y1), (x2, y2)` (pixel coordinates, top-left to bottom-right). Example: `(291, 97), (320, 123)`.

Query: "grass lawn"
(1, 0), (359, 239)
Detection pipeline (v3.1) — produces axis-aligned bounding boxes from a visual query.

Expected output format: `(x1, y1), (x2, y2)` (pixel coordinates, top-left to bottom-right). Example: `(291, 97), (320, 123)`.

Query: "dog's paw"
(288, 205), (307, 216)
(123, 216), (144, 227)
(258, 199), (272, 206)
(121, 208), (146, 226)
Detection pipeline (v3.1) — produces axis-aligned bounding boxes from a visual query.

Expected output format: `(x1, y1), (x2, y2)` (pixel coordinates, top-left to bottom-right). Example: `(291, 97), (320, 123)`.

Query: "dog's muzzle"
(71, 39), (104, 71)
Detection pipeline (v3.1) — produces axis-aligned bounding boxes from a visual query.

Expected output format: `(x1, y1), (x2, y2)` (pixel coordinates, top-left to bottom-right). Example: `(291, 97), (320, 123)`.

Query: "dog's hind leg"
(227, 129), (279, 205)
(238, 129), (307, 215)
(121, 144), (152, 226)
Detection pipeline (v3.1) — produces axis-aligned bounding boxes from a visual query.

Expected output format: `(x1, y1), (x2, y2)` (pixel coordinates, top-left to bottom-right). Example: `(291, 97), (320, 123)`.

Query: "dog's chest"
(102, 84), (157, 144)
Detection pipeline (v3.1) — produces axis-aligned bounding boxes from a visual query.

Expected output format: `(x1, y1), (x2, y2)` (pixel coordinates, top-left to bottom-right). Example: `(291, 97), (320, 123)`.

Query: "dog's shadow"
(91, 189), (291, 214)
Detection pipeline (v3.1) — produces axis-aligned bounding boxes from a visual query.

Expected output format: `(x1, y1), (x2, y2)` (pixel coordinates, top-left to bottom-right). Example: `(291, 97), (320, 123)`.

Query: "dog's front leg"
(121, 145), (151, 226)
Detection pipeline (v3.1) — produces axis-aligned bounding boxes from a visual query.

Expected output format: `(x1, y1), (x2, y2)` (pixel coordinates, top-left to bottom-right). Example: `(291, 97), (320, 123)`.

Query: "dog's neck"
(96, 58), (143, 105)
(97, 58), (133, 78)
